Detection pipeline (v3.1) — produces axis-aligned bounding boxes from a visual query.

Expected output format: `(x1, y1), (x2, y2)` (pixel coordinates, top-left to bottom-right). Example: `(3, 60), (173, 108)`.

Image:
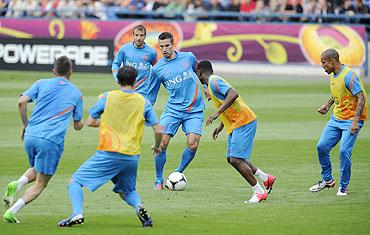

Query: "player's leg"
(154, 134), (172, 189)
(239, 121), (276, 192)
(176, 111), (203, 173)
(3, 168), (36, 208)
(4, 137), (62, 223)
(58, 151), (125, 227)
(154, 111), (180, 189)
(227, 121), (267, 203)
(115, 158), (153, 227)
(310, 121), (341, 192)
(175, 133), (201, 173)
(336, 124), (362, 196)
(3, 137), (39, 208)
(3, 172), (52, 223)
(243, 160), (276, 194)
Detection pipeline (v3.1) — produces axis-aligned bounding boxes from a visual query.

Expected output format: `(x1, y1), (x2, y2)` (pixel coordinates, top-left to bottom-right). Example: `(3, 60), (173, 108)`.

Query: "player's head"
(158, 32), (174, 59)
(117, 66), (137, 87)
(197, 60), (213, 84)
(132, 25), (146, 48)
(320, 48), (340, 74)
(53, 56), (72, 79)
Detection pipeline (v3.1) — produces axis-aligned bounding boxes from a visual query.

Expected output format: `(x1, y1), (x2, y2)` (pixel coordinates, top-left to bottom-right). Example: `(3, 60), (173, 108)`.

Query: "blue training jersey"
(147, 51), (205, 113)
(23, 77), (83, 145)
(111, 43), (157, 97)
(89, 90), (159, 127)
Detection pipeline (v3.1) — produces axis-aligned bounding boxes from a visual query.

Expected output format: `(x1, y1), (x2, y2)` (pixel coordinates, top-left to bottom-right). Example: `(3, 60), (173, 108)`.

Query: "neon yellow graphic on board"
(48, 19), (65, 39)
(299, 25), (365, 66)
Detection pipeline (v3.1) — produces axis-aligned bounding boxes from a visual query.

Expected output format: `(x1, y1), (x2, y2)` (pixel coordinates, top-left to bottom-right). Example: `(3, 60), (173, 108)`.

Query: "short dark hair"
(133, 25), (146, 35)
(54, 56), (72, 76)
(117, 66), (137, 86)
(321, 48), (340, 62)
(158, 32), (174, 44)
(198, 60), (213, 74)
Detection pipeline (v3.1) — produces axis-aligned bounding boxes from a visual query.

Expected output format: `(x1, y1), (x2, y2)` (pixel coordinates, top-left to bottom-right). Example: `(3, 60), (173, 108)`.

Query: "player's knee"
(339, 148), (351, 158)
(187, 142), (199, 151)
(316, 142), (327, 153)
(228, 157), (240, 166)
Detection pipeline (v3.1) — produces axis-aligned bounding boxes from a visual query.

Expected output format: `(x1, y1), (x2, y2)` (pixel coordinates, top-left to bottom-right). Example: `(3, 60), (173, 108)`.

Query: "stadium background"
(0, 1), (369, 234)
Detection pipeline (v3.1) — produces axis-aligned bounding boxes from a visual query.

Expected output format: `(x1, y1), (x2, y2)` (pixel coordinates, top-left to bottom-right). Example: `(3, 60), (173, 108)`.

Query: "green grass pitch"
(0, 70), (369, 235)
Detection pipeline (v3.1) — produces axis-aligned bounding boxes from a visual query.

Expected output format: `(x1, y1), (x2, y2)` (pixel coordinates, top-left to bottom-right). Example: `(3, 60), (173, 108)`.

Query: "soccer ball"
(165, 172), (187, 191)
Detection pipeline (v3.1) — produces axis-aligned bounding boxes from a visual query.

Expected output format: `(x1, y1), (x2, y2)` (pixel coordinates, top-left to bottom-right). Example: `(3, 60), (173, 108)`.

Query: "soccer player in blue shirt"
(3, 56), (84, 223)
(58, 66), (162, 227)
(112, 25), (157, 98)
(147, 32), (206, 190)
(309, 49), (367, 196)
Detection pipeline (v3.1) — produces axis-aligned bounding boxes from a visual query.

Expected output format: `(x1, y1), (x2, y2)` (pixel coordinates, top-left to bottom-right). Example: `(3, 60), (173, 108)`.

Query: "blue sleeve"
(144, 99), (159, 126)
(147, 70), (161, 106)
(150, 50), (157, 65)
(112, 47), (125, 82)
(344, 72), (363, 95)
(88, 92), (107, 119)
(210, 78), (231, 97)
(73, 94), (84, 121)
(23, 80), (40, 102)
(190, 52), (198, 72)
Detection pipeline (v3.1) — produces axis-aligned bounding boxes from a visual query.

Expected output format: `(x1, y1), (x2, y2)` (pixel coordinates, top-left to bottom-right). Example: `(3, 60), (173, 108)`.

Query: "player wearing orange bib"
(310, 49), (367, 196)
(197, 60), (276, 204)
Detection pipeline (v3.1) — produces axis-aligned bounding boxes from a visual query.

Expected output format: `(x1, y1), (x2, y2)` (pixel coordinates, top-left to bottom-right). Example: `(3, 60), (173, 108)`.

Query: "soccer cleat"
(3, 181), (17, 208)
(136, 206), (153, 227)
(154, 179), (163, 190)
(263, 175), (276, 194)
(336, 187), (349, 196)
(57, 214), (84, 227)
(245, 192), (268, 204)
(309, 179), (335, 192)
(3, 210), (20, 224)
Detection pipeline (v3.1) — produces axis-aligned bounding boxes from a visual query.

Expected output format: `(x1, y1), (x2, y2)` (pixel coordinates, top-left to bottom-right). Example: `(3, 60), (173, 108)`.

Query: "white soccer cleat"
(336, 187), (348, 196)
(309, 180), (335, 192)
(245, 192), (268, 204)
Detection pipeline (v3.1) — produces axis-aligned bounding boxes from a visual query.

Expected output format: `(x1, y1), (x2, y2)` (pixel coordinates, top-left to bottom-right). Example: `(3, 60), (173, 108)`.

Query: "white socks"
(9, 198), (25, 214)
(17, 176), (29, 192)
(252, 182), (265, 194)
(254, 169), (268, 182)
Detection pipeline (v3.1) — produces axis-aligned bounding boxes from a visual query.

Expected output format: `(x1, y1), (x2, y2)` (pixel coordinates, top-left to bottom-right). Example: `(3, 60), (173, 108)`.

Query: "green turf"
(0, 70), (369, 235)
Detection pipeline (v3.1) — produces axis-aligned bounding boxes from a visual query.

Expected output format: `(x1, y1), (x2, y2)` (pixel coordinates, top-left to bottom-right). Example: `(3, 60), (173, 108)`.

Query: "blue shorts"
(160, 109), (203, 136)
(72, 151), (139, 193)
(227, 120), (257, 159)
(24, 136), (64, 175)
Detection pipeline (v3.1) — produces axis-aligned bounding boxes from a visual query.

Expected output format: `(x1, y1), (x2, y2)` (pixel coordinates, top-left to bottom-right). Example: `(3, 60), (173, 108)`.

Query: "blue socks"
(68, 181), (84, 216)
(176, 147), (196, 173)
(122, 191), (141, 210)
(155, 150), (167, 183)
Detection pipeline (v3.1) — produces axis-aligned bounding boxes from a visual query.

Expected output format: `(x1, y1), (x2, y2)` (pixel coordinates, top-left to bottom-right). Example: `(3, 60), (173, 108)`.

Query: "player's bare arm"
(212, 122), (224, 140)
(206, 88), (239, 126)
(18, 95), (30, 140)
(318, 97), (334, 115)
(350, 91), (365, 135)
(152, 124), (163, 155)
(86, 116), (100, 127)
(74, 120), (84, 131)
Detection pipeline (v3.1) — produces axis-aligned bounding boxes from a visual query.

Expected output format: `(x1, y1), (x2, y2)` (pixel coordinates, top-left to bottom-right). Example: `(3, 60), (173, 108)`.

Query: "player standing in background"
(112, 24), (157, 98)
(309, 48), (367, 196)
(3, 56), (84, 223)
(58, 66), (162, 227)
(147, 32), (205, 190)
(197, 60), (276, 204)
